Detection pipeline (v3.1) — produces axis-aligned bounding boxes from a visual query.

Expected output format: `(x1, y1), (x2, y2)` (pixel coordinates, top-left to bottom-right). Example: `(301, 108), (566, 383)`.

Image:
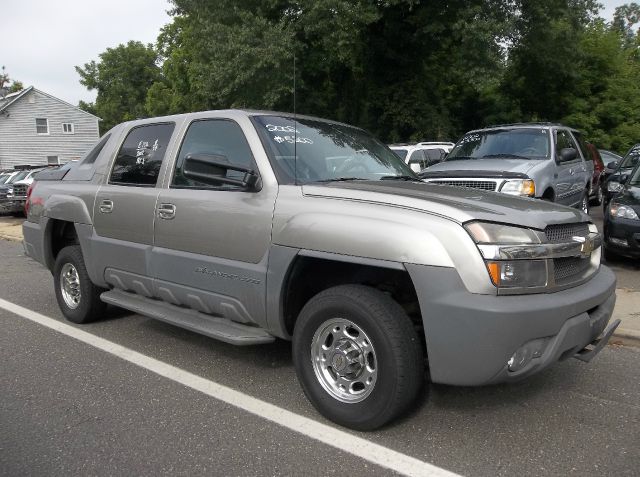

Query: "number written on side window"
(110, 123), (175, 186)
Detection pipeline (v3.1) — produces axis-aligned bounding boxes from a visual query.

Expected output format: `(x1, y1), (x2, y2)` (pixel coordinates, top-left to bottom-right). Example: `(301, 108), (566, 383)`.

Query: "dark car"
(602, 144), (640, 210)
(600, 149), (623, 180)
(603, 163), (640, 260)
(586, 143), (605, 205)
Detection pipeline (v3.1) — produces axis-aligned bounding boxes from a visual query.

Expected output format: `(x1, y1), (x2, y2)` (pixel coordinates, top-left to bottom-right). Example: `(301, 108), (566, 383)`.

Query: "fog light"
(507, 338), (550, 372)
(609, 237), (629, 247)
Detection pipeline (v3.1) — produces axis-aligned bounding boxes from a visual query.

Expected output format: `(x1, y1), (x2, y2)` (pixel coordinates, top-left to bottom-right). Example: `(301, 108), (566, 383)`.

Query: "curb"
(611, 328), (640, 348)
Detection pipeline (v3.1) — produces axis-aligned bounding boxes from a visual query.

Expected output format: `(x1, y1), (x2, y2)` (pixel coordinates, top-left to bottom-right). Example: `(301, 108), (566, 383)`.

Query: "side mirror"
(558, 148), (578, 163)
(183, 153), (259, 190)
(606, 161), (619, 170)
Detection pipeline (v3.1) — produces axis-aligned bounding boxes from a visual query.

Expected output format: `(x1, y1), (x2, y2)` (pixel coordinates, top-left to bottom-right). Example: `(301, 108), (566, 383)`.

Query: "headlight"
(610, 203), (639, 220)
(465, 221), (540, 244)
(465, 222), (546, 289)
(486, 260), (547, 288)
(499, 179), (535, 197)
(607, 181), (624, 193)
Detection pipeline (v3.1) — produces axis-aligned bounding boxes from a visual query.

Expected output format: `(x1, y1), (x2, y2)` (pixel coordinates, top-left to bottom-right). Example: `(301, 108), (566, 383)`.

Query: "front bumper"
(406, 264), (617, 386)
(0, 198), (26, 214)
(604, 215), (640, 258)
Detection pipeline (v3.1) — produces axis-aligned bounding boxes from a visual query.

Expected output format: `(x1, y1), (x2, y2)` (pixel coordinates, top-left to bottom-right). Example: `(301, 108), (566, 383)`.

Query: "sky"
(0, 0), (632, 107)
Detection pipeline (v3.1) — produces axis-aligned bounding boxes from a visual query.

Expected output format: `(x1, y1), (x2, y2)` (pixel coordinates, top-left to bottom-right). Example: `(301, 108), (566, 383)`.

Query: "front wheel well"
(542, 187), (555, 201)
(282, 256), (423, 338)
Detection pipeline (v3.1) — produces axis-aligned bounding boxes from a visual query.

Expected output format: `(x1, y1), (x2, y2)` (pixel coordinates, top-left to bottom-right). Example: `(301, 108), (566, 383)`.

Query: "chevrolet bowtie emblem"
(573, 236), (593, 256)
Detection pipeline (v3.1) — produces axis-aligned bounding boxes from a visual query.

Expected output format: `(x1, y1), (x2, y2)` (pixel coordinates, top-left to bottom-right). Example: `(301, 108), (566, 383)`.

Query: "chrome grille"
(430, 180), (497, 191)
(554, 256), (591, 283)
(544, 223), (589, 243)
(12, 184), (28, 197)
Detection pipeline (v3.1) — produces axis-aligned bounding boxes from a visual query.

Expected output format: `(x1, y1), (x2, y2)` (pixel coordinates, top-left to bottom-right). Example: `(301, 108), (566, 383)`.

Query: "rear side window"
(109, 123), (175, 186)
(82, 134), (111, 165)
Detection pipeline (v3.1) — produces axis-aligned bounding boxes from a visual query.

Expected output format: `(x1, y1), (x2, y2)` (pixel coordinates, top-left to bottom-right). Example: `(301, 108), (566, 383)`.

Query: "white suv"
(389, 142), (455, 172)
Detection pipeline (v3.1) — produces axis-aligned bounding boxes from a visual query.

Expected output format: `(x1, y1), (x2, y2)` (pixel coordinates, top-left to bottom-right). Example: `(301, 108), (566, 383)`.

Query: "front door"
(554, 129), (584, 207)
(151, 118), (277, 328)
(92, 122), (175, 294)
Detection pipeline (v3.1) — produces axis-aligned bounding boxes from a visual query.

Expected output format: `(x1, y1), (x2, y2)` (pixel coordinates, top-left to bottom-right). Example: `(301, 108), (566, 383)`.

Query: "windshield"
(629, 164), (640, 185)
(0, 175), (9, 185)
(447, 128), (550, 161)
(252, 115), (416, 184)
(620, 145), (640, 169)
(7, 170), (30, 183)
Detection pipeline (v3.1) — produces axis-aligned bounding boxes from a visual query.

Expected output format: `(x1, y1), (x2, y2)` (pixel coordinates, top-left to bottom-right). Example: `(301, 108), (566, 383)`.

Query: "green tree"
(0, 66), (23, 96)
(76, 41), (161, 132)
(150, 0), (514, 142)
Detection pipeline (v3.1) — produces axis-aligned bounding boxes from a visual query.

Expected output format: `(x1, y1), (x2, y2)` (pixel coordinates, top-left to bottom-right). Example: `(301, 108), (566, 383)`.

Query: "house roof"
(0, 86), (101, 120)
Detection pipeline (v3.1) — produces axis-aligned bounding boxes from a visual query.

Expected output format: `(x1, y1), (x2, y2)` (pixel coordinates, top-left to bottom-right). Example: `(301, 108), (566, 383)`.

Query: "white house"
(0, 87), (100, 169)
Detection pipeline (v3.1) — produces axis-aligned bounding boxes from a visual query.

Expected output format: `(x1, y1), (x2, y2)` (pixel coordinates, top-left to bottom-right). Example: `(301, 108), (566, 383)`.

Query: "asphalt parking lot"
(0, 219), (639, 476)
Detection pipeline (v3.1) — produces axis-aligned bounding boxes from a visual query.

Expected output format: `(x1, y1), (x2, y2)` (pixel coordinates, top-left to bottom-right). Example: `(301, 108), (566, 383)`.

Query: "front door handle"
(157, 203), (176, 220)
(99, 199), (113, 214)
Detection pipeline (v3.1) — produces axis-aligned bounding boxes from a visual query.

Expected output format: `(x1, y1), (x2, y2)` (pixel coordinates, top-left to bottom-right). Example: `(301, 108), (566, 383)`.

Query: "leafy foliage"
(76, 41), (161, 132)
(78, 1), (640, 151)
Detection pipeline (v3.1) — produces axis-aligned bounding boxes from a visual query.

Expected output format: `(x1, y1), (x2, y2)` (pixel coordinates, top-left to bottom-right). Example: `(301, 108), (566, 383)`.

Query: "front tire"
(293, 285), (424, 430)
(53, 245), (106, 324)
(579, 190), (590, 215)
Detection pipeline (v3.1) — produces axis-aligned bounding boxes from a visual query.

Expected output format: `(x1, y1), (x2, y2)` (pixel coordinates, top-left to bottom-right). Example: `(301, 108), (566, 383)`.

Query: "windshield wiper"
(482, 153), (531, 160)
(380, 175), (419, 181)
(316, 177), (368, 183)
(446, 156), (474, 161)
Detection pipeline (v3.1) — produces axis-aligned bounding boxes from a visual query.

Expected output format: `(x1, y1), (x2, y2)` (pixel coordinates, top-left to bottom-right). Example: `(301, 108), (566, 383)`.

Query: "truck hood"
(421, 158), (541, 177)
(302, 181), (587, 230)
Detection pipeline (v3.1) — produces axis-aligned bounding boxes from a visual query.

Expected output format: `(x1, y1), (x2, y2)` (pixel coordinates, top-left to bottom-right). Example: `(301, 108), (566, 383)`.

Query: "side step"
(101, 289), (275, 346)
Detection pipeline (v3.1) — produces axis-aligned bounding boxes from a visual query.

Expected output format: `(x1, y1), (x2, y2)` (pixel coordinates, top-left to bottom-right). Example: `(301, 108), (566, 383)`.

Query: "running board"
(100, 289), (275, 345)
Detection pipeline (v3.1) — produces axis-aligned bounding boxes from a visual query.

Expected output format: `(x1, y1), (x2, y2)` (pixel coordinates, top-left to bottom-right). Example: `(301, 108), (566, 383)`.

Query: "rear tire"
(292, 284), (424, 431)
(591, 186), (603, 206)
(53, 245), (106, 324)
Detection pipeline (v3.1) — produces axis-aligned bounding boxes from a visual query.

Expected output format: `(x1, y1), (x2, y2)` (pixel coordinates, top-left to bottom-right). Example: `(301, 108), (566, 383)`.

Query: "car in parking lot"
(0, 168), (45, 216)
(23, 110), (618, 430)
(389, 142), (455, 172)
(604, 163), (640, 260)
(420, 123), (593, 213)
(586, 143), (605, 205)
(602, 144), (640, 210)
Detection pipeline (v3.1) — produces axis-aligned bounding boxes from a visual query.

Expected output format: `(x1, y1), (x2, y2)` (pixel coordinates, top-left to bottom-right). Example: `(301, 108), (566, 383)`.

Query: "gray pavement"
(1, 238), (639, 476)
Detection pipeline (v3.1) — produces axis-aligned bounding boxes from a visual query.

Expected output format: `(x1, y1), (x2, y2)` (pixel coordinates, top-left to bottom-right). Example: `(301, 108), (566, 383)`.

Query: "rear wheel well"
(283, 257), (423, 339)
(47, 220), (79, 269)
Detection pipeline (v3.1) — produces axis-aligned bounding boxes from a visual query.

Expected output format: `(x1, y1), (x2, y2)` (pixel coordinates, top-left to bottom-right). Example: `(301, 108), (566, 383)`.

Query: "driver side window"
(172, 119), (255, 189)
(555, 130), (578, 161)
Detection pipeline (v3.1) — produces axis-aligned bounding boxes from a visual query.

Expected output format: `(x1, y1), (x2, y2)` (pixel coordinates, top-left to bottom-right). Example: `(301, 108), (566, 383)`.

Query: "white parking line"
(0, 298), (461, 477)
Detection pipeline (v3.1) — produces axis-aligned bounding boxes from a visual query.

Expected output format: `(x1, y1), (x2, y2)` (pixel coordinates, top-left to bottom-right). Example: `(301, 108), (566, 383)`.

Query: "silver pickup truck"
(23, 110), (619, 430)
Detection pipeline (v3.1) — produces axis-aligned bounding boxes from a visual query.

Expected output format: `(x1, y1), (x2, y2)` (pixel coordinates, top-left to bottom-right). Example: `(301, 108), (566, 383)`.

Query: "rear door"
(151, 118), (277, 328)
(92, 122), (175, 296)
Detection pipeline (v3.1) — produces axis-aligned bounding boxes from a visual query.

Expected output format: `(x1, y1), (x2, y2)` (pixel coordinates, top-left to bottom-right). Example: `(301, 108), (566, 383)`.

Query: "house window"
(62, 123), (74, 134)
(36, 118), (49, 134)
(47, 156), (60, 165)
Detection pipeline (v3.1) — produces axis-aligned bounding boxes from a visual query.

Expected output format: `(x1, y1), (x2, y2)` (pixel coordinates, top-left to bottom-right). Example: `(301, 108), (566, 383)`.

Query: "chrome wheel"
(60, 263), (81, 309)
(311, 318), (377, 403)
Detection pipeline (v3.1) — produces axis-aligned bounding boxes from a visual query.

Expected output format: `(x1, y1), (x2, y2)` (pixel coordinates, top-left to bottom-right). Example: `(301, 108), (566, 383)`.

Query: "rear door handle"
(99, 199), (113, 213)
(157, 203), (176, 220)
